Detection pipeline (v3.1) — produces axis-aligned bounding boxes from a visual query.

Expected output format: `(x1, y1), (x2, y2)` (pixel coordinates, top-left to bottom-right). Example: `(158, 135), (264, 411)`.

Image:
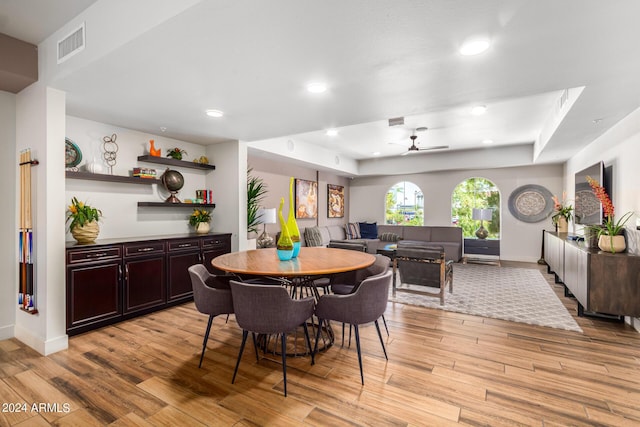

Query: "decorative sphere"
(162, 169), (184, 192)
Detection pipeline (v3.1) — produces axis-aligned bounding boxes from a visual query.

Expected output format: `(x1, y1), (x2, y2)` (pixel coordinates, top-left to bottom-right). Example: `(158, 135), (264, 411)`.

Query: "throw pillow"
(304, 227), (324, 247)
(379, 232), (400, 242)
(344, 222), (361, 240)
(358, 222), (378, 239)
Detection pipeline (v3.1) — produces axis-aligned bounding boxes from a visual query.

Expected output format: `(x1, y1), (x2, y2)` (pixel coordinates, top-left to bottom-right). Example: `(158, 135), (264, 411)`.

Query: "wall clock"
(65, 138), (82, 167)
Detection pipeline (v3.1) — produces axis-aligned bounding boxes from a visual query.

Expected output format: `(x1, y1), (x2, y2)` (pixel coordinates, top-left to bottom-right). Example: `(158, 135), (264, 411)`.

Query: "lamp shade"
(257, 207), (277, 224)
(472, 208), (493, 221)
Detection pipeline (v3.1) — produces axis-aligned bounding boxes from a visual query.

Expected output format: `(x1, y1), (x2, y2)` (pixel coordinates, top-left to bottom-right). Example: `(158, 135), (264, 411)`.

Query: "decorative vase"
(149, 139), (161, 157)
(71, 221), (100, 244)
(276, 197), (294, 261)
(556, 217), (568, 233)
(287, 177), (301, 257)
(195, 222), (210, 234)
(598, 235), (626, 253)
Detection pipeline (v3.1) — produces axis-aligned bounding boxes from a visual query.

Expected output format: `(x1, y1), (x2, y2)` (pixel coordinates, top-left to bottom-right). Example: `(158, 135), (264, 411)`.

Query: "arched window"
(451, 178), (500, 238)
(385, 181), (424, 225)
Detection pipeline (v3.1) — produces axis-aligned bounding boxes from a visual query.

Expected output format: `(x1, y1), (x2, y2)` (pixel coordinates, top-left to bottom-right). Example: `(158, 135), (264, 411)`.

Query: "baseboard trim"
(14, 324), (68, 355)
(0, 323), (14, 340)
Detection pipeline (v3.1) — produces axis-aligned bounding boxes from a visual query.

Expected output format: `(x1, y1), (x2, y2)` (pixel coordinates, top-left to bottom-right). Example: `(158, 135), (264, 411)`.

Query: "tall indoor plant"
(247, 168), (267, 236)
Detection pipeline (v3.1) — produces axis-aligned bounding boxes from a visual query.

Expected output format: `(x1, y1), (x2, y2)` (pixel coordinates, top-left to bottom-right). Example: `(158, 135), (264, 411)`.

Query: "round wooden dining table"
(211, 246), (376, 356)
(211, 246), (375, 278)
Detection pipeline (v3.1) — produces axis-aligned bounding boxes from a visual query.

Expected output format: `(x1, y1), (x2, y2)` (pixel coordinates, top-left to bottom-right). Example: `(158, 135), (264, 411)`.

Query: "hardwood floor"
(2, 261), (640, 426)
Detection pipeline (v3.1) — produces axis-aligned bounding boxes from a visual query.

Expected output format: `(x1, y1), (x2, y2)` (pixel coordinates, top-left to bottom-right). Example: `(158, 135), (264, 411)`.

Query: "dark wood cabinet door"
(124, 256), (166, 313)
(167, 250), (201, 302)
(202, 235), (232, 274)
(66, 261), (121, 334)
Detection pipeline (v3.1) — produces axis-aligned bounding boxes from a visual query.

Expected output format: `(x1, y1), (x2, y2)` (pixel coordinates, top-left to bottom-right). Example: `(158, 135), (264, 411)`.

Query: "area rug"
(390, 263), (583, 332)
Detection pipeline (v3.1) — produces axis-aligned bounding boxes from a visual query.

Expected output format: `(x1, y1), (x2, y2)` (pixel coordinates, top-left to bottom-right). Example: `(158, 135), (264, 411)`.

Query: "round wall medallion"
(508, 184), (554, 223)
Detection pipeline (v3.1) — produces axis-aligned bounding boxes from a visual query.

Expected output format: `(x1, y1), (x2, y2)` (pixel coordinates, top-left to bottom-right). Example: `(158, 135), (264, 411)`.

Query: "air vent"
(57, 23), (85, 64)
(388, 117), (404, 127)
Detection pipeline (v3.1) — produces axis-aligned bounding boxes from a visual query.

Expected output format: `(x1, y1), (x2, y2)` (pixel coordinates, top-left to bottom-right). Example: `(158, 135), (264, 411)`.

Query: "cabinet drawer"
(202, 236), (230, 249)
(67, 246), (122, 264)
(124, 241), (165, 257)
(168, 239), (201, 252)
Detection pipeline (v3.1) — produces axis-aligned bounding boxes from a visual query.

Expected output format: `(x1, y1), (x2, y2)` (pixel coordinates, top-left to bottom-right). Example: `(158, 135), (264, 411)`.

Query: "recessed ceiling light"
(372, 151), (381, 156)
(206, 109), (224, 118)
(460, 38), (490, 56)
(482, 139), (494, 144)
(471, 105), (487, 115)
(326, 129), (338, 136)
(306, 82), (327, 93)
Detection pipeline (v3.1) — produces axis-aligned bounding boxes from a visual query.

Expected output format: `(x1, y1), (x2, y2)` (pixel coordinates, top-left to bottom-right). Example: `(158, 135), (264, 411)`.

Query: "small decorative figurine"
(149, 140), (161, 157)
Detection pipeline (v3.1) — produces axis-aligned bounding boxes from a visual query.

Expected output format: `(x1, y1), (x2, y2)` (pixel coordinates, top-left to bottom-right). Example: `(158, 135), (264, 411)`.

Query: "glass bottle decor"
(276, 197), (294, 261)
(287, 177), (301, 257)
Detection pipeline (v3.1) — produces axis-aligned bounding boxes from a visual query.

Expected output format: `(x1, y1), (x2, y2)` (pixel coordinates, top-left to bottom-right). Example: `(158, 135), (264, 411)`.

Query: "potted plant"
(551, 192), (573, 233)
(189, 209), (212, 234)
(66, 197), (102, 243)
(166, 147), (187, 160)
(247, 168), (267, 244)
(586, 176), (633, 253)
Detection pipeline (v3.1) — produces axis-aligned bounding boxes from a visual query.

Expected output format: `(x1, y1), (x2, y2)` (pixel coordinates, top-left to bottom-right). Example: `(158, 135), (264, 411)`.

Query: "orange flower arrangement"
(586, 175), (632, 240)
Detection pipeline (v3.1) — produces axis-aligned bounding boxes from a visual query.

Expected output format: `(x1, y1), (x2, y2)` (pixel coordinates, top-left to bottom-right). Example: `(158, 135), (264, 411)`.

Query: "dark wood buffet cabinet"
(66, 233), (231, 335)
(544, 231), (640, 318)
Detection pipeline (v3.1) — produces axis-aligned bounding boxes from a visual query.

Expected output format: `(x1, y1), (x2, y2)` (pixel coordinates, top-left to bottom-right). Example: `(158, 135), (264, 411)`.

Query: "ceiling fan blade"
(418, 145), (449, 151)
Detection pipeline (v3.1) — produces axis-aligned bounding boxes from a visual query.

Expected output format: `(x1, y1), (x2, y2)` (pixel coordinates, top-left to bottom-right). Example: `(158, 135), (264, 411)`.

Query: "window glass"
(451, 177), (500, 238)
(385, 181), (424, 225)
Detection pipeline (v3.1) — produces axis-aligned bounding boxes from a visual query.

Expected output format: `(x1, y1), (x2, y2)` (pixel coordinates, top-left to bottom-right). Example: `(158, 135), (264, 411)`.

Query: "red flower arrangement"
(586, 175), (633, 242)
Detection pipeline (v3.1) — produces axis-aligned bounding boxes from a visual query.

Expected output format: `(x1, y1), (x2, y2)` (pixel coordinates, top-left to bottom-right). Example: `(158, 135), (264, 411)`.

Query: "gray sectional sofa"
(301, 223), (463, 262)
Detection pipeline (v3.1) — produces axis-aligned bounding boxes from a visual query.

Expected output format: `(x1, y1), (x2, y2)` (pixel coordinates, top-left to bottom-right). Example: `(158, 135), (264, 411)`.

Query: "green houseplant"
(247, 168), (267, 234)
(66, 197), (102, 243)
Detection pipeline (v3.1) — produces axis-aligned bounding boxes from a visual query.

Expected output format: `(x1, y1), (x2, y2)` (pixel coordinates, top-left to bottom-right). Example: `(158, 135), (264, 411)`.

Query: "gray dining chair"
(330, 254), (391, 343)
(188, 264), (235, 368)
(314, 269), (393, 385)
(229, 280), (315, 397)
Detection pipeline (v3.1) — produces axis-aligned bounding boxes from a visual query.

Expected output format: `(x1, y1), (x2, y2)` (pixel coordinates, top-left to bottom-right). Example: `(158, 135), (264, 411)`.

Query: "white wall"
(248, 155), (352, 237)
(0, 91), (16, 339)
(350, 164), (564, 262)
(65, 116), (215, 240)
(15, 83), (68, 355)
(565, 105), (640, 330)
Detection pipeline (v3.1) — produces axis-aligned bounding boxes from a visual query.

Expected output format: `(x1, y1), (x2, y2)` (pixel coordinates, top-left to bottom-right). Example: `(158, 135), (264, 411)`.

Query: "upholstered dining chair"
(330, 254), (391, 344)
(229, 280), (315, 397)
(314, 269), (393, 385)
(188, 264), (235, 368)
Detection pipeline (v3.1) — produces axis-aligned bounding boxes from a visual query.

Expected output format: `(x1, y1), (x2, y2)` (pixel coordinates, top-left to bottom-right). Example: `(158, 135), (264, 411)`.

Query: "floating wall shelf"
(137, 155), (216, 170)
(137, 202), (216, 208)
(66, 171), (159, 185)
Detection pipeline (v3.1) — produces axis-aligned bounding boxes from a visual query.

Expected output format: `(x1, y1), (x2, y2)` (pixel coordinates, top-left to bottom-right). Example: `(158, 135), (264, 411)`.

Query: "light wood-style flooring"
(2, 261), (640, 426)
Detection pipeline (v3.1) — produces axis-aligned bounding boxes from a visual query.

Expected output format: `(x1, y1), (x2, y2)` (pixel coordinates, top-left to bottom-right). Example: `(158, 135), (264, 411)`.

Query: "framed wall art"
(295, 178), (318, 218)
(327, 184), (344, 218)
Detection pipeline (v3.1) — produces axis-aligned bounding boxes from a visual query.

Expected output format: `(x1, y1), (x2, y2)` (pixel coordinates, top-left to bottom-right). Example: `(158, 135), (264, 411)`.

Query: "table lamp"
(472, 208), (493, 239)
(256, 207), (277, 248)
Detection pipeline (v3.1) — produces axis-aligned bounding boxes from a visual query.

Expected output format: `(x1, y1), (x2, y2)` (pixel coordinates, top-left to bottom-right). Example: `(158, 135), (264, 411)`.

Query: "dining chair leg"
(225, 314), (230, 323)
(281, 332), (288, 397)
(374, 320), (388, 360)
(341, 322), (345, 347)
(251, 332), (260, 362)
(199, 314), (215, 368)
(381, 314), (389, 336)
(232, 330), (248, 384)
(313, 318), (324, 356)
(354, 324), (364, 385)
(302, 322), (314, 365)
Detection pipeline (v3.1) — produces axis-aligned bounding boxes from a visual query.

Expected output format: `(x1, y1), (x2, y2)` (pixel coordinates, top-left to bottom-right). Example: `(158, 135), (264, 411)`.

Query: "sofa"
(301, 223), (463, 262)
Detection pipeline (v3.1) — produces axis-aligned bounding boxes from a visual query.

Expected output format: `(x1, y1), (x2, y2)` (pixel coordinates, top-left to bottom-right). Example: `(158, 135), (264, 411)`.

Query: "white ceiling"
(3, 0), (640, 174)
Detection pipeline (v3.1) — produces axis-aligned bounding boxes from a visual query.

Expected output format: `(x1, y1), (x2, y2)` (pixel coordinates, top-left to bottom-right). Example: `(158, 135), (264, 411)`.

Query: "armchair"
(393, 243), (453, 305)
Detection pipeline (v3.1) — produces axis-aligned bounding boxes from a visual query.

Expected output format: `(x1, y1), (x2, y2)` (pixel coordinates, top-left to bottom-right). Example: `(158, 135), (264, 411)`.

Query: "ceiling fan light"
(460, 38), (490, 56)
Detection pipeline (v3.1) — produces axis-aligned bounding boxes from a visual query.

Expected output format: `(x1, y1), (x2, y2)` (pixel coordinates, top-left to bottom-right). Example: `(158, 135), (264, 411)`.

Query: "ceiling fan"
(400, 128), (449, 156)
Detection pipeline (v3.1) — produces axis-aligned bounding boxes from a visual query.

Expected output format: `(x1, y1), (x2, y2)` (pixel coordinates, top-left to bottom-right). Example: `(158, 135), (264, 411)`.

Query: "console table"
(463, 238), (500, 266)
(544, 231), (640, 318)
